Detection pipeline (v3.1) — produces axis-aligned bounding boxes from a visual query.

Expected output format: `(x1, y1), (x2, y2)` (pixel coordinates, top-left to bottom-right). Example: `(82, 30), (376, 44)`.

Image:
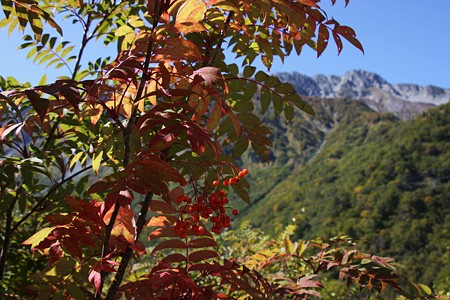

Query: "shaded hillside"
(233, 99), (450, 289)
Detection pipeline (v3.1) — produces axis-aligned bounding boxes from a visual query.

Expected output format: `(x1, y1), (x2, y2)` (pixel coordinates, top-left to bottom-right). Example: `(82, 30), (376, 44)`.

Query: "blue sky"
(1, 0), (449, 88)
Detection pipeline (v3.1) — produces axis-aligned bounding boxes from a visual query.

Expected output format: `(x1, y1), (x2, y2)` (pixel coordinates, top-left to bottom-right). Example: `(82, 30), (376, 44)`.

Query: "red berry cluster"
(174, 220), (204, 238)
(173, 169), (249, 237)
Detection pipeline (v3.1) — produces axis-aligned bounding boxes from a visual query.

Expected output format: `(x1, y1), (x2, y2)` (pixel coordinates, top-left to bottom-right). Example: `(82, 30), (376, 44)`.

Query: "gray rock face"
(276, 70), (450, 119)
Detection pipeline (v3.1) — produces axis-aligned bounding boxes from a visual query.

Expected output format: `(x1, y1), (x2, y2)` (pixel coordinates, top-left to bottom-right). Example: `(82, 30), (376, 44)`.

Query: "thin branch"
(72, 13), (92, 80)
(203, 11), (235, 67)
(0, 184), (23, 280)
(11, 163), (94, 234)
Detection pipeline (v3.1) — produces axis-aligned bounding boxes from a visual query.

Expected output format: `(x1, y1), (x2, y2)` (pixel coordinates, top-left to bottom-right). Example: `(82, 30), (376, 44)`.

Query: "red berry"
(229, 178), (235, 185)
(232, 209), (238, 215)
(234, 176), (240, 183)
(213, 180), (219, 186)
(223, 179), (229, 186)
(238, 171), (245, 178)
(211, 226), (221, 234)
(243, 169), (249, 175)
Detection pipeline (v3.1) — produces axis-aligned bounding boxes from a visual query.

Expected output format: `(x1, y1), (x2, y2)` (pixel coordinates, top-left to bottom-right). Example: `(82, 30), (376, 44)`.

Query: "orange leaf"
(146, 215), (178, 227)
(153, 38), (202, 62)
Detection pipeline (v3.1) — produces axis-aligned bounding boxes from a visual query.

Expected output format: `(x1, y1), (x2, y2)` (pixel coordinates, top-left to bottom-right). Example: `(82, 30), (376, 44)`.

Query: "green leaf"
(283, 104), (294, 121)
(227, 63), (239, 77)
(232, 135), (249, 158)
(18, 195), (27, 213)
(66, 283), (85, 299)
(272, 93), (283, 118)
(255, 70), (267, 82)
(260, 88), (271, 115)
(38, 74), (47, 85)
(233, 100), (254, 112)
(275, 83), (295, 94)
(232, 183), (250, 204)
(293, 100), (315, 116)
(243, 65), (256, 78)
(418, 284), (432, 295)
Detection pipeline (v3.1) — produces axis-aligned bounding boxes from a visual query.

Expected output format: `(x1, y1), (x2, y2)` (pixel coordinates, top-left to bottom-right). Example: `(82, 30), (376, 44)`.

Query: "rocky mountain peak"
(276, 70), (450, 119)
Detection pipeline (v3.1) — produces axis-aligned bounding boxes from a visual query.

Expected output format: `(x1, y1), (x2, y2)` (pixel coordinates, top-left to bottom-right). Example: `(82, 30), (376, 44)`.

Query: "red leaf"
(0, 123), (24, 141)
(61, 239), (83, 260)
(161, 253), (187, 264)
(150, 200), (178, 214)
(152, 239), (186, 254)
(226, 109), (241, 136)
(149, 226), (178, 240)
(88, 171), (126, 194)
(148, 123), (185, 152)
(193, 67), (222, 87)
(297, 275), (324, 288)
(188, 250), (219, 262)
(188, 237), (217, 248)
(88, 269), (102, 292)
(138, 154), (186, 184)
(25, 90), (48, 121)
(207, 98), (224, 132)
(332, 31), (343, 54)
(335, 25), (364, 54)
(317, 24), (329, 58)
(298, 0), (320, 7)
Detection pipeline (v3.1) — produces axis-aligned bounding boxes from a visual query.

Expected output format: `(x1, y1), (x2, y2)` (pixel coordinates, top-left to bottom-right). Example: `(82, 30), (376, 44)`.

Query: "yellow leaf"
(92, 150), (103, 175)
(69, 152), (84, 170)
(148, 79), (157, 105)
(22, 227), (55, 249)
(176, 0), (207, 24)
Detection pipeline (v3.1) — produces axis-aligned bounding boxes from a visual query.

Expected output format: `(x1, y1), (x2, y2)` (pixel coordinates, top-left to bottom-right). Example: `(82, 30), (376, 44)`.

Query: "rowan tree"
(0, 0), (434, 299)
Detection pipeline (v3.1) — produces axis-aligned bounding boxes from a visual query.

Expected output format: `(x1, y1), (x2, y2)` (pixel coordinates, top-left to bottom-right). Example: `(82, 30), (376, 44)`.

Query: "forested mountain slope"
(233, 99), (450, 289)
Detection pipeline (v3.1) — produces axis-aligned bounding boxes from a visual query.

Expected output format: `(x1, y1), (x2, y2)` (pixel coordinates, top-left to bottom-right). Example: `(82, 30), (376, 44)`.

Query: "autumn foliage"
(0, 0), (435, 299)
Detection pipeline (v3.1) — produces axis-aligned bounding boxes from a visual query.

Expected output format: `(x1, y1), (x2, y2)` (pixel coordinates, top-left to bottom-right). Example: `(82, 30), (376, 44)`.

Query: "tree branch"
(0, 184), (23, 280)
(96, 10), (158, 297)
(104, 192), (153, 300)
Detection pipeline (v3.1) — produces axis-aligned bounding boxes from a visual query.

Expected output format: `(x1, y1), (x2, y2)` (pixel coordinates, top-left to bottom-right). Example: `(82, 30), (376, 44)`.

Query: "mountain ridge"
(276, 70), (450, 119)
